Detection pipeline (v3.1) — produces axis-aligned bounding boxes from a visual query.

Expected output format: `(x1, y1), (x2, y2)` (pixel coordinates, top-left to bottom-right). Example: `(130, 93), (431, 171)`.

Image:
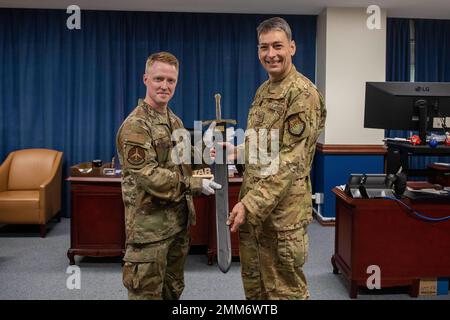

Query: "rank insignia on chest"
(287, 114), (305, 136)
(127, 146), (146, 166)
(254, 111), (265, 125)
(268, 103), (283, 113)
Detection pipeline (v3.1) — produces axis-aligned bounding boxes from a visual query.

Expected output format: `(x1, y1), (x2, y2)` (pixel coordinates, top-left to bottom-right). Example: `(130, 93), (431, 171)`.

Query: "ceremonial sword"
(203, 94), (236, 273)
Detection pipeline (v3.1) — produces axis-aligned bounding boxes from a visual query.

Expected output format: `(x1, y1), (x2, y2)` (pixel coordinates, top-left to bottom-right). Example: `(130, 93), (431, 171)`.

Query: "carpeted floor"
(0, 218), (448, 300)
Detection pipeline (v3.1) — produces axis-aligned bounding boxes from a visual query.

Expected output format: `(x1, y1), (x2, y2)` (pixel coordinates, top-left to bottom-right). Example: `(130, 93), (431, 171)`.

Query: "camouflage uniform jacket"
(240, 66), (326, 231)
(116, 99), (203, 244)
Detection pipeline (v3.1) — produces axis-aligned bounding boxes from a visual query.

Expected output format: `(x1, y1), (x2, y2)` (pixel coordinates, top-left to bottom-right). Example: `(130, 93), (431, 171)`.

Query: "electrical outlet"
(315, 193), (324, 205)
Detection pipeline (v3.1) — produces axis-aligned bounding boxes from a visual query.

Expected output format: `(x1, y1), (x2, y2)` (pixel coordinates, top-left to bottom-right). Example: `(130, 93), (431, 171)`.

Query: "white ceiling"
(1, 0), (450, 19)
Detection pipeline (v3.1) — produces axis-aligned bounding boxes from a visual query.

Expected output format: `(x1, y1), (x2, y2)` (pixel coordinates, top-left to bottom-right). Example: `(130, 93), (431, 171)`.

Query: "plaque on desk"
(103, 168), (116, 176)
(192, 168), (214, 179)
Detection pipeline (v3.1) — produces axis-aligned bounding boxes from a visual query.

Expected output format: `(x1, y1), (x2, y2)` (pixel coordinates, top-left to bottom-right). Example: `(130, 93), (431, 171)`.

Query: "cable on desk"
(383, 196), (450, 222)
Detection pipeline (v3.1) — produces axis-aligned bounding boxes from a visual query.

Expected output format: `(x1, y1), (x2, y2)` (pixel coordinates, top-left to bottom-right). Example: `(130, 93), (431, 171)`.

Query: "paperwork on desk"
(336, 183), (450, 198)
(433, 162), (450, 167)
(406, 187), (449, 196)
(404, 187), (450, 203)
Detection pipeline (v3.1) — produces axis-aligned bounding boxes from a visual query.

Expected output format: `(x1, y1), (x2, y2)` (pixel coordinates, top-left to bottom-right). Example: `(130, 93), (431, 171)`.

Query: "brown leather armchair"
(0, 148), (63, 237)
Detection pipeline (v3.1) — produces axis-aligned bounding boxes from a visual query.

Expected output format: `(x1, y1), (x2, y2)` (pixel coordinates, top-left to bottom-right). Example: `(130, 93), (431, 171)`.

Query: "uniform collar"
(266, 65), (297, 98)
(138, 99), (170, 125)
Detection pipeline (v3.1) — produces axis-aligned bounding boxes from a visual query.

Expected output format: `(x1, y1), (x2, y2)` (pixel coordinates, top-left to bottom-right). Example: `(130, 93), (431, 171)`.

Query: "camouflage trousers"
(239, 225), (309, 300)
(122, 229), (190, 300)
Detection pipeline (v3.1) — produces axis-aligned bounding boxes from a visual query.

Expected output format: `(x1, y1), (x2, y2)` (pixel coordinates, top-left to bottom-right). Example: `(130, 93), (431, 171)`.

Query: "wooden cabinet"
(67, 176), (242, 265)
(67, 177), (125, 265)
(331, 187), (450, 298)
(189, 195), (210, 246)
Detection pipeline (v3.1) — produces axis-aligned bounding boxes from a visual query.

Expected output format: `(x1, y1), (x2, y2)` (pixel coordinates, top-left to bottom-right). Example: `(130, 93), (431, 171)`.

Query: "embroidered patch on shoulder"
(287, 114), (305, 136)
(127, 146), (146, 166)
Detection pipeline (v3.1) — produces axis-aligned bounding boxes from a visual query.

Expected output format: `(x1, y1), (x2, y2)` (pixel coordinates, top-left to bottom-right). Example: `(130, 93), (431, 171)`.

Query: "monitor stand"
(416, 99), (428, 145)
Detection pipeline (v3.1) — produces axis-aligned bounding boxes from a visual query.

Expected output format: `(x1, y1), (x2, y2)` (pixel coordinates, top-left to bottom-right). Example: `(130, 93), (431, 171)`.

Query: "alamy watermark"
(66, 265), (81, 290)
(66, 5), (81, 30)
(366, 5), (381, 30)
(170, 121), (280, 176)
(366, 265), (381, 289)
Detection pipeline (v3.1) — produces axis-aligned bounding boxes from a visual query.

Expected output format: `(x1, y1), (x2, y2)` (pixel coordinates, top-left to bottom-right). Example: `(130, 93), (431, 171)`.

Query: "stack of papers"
(406, 187), (449, 196)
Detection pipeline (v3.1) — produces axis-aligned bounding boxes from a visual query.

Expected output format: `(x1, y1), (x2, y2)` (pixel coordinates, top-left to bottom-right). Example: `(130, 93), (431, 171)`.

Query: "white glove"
(202, 179), (222, 195)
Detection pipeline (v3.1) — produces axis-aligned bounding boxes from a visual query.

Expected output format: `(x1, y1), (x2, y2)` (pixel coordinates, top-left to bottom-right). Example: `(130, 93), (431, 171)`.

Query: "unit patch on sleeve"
(287, 114), (306, 137)
(127, 146), (146, 166)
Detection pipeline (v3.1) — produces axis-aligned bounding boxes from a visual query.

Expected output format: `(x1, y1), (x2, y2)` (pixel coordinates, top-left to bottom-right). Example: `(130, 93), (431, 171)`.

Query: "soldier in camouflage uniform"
(116, 52), (220, 300)
(226, 17), (326, 299)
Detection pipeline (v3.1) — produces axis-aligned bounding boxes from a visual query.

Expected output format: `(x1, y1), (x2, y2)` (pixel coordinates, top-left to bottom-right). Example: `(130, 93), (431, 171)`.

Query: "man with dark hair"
(226, 17), (327, 299)
(116, 51), (220, 300)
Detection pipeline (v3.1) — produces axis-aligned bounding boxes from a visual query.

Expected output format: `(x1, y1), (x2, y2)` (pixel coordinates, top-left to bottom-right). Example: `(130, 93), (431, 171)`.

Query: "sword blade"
(214, 161), (232, 273)
(210, 93), (232, 273)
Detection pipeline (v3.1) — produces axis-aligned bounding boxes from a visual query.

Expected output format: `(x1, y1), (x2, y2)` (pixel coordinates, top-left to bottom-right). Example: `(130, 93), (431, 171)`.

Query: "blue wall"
(313, 153), (385, 218)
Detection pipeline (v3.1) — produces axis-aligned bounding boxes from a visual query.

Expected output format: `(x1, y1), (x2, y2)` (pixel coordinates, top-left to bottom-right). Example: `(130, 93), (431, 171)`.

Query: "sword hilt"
(202, 93), (237, 131)
(215, 94), (221, 120)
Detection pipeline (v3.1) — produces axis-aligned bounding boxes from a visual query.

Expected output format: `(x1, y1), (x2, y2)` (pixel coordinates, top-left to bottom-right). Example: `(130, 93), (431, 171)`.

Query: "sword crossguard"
(202, 119), (237, 131)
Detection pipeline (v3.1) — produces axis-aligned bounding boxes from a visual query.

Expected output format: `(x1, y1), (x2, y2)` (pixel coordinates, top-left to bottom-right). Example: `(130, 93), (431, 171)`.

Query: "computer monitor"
(364, 82), (450, 144)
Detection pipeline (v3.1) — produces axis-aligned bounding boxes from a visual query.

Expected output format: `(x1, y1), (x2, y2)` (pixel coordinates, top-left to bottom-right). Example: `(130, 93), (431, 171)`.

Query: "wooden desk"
(66, 176), (241, 265)
(67, 177), (125, 265)
(331, 187), (450, 298)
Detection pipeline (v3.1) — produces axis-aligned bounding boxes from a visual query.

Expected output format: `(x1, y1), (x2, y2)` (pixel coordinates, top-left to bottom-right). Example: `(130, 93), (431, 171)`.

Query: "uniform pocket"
(239, 230), (259, 277)
(151, 125), (172, 165)
(122, 245), (162, 292)
(276, 228), (308, 269)
(153, 137), (171, 164)
(122, 262), (138, 290)
(123, 244), (159, 262)
(253, 109), (281, 130)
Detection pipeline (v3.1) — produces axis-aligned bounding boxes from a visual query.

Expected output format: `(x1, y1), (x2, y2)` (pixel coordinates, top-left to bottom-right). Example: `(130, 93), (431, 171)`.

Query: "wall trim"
(316, 143), (386, 155)
(313, 208), (336, 227)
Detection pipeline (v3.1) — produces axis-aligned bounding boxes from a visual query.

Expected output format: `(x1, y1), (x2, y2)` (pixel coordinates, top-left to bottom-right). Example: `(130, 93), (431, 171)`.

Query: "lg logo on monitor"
(415, 86), (430, 92)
